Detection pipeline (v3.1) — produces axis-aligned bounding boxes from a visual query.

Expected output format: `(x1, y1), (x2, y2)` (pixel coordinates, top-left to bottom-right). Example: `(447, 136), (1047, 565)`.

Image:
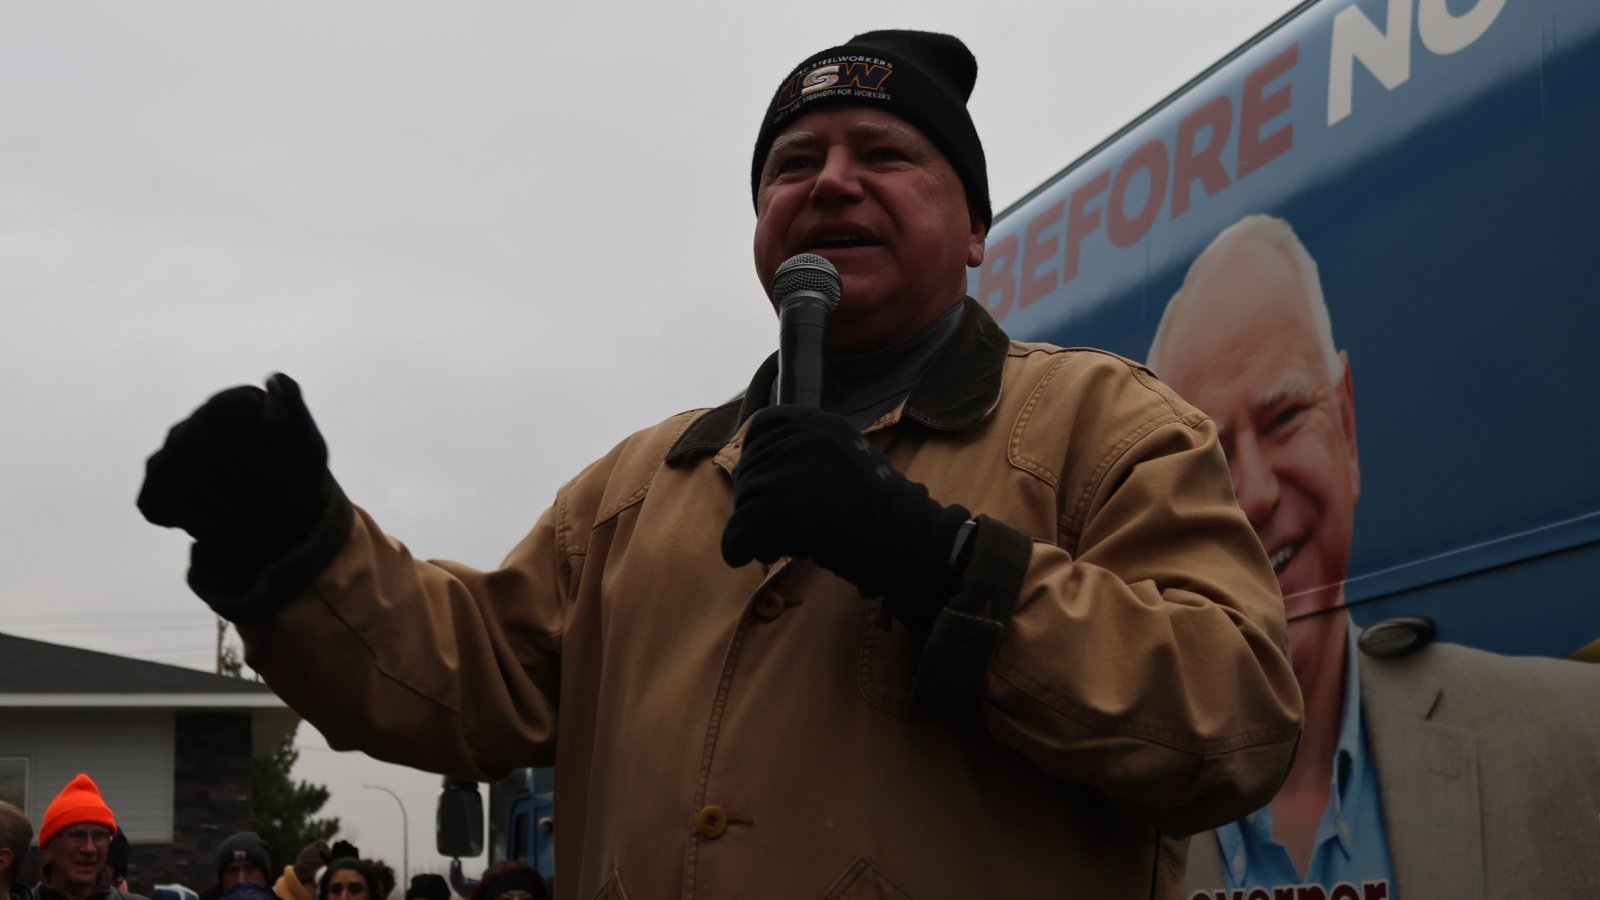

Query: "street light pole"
(362, 783), (409, 893)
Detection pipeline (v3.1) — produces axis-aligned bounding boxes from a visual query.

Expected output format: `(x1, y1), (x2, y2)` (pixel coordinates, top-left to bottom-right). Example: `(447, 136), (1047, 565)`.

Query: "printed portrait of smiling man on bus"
(1145, 214), (1600, 900)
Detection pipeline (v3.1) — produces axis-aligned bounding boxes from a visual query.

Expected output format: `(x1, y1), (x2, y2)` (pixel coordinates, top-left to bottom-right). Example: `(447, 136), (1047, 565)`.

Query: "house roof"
(0, 631), (285, 707)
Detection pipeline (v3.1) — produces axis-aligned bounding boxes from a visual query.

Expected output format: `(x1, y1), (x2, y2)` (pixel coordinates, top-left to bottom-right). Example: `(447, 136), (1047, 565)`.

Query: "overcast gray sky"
(2, 0), (1298, 883)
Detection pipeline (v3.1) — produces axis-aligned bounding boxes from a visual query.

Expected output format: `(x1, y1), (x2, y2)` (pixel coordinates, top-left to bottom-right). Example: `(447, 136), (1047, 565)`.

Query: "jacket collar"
(37, 874), (116, 900)
(666, 296), (1009, 464)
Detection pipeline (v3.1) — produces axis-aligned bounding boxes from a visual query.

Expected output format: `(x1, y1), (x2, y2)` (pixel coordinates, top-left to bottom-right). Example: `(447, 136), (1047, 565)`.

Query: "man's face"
(1157, 240), (1360, 654)
(222, 860), (267, 890)
(43, 825), (111, 889)
(753, 105), (986, 353)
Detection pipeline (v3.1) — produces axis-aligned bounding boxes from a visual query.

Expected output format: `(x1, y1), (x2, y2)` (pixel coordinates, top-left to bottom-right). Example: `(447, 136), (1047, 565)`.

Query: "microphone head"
(772, 253), (842, 311)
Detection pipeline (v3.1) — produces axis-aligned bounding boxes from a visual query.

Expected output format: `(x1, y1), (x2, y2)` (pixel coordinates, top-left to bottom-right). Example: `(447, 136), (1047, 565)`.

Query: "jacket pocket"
(823, 858), (913, 900)
(857, 601), (916, 717)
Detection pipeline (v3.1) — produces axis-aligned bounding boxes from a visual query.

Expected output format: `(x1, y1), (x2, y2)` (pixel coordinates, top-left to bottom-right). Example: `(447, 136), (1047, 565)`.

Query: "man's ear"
(0, 847), (13, 877)
(967, 206), (988, 268)
(1338, 349), (1359, 501)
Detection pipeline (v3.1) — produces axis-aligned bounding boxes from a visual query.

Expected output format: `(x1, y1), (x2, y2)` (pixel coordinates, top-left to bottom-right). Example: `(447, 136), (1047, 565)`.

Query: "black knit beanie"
(216, 831), (272, 881)
(405, 874), (451, 900)
(751, 29), (991, 226)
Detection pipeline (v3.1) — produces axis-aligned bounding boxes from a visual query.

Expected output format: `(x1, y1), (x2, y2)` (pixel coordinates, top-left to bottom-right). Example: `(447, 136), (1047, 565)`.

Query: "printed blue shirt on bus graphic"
(1215, 627), (1393, 899)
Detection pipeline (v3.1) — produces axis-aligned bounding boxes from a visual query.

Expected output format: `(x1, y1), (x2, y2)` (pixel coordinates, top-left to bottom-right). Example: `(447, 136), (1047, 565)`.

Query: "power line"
(14, 622), (215, 634)
(8, 613), (215, 627)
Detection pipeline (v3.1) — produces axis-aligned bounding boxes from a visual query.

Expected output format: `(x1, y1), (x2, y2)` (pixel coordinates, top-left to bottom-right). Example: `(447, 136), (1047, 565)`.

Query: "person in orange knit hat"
(37, 774), (141, 900)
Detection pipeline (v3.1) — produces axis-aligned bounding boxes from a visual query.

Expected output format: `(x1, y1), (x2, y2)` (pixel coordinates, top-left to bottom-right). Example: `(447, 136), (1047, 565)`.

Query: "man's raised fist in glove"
(138, 373), (334, 596)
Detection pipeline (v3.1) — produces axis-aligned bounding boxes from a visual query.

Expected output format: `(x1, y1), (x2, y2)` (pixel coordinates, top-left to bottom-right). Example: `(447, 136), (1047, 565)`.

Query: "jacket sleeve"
(914, 356), (1303, 837)
(218, 450), (617, 781)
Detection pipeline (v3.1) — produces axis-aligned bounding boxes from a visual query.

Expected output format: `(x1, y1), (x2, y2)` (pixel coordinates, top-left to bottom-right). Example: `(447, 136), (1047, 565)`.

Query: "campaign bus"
(440, 1), (1600, 895)
(977, 0), (1600, 665)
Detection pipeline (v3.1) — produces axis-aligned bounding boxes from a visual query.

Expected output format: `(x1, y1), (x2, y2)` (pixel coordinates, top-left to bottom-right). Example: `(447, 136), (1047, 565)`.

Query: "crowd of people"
(0, 775), (545, 900)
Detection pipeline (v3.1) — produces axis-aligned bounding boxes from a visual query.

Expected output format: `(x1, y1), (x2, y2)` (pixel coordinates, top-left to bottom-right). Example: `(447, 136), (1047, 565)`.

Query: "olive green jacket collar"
(666, 297), (1009, 463)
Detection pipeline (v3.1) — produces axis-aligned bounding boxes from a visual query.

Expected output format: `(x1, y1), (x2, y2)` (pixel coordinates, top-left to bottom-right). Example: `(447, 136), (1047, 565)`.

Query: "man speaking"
(139, 31), (1300, 898)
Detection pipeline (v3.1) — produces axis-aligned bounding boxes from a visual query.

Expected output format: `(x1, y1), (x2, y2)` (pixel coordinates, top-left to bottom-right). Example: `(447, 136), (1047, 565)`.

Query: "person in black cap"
(401, 875), (449, 900)
(139, 28), (1300, 898)
(204, 833), (270, 900)
(102, 835), (128, 895)
(462, 864), (542, 900)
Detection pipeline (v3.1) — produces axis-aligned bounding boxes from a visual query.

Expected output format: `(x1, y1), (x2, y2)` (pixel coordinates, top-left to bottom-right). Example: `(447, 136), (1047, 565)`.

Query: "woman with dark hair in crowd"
(363, 863), (393, 900)
(464, 862), (545, 900)
(316, 860), (379, 900)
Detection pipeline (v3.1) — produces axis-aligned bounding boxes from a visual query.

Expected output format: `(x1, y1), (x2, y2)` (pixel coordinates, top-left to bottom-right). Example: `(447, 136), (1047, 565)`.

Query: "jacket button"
(752, 593), (785, 621)
(695, 805), (728, 839)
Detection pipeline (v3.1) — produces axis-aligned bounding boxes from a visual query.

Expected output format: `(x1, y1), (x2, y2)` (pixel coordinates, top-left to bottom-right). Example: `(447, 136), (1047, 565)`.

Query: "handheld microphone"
(771, 253), (842, 407)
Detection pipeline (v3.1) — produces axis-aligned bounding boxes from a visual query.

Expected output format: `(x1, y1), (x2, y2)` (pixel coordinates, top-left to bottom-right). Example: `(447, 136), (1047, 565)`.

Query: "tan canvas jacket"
(223, 300), (1302, 900)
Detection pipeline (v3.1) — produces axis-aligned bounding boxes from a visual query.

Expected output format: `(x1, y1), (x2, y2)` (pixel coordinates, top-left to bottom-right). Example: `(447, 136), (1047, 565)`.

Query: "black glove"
(137, 373), (331, 593)
(721, 405), (972, 632)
